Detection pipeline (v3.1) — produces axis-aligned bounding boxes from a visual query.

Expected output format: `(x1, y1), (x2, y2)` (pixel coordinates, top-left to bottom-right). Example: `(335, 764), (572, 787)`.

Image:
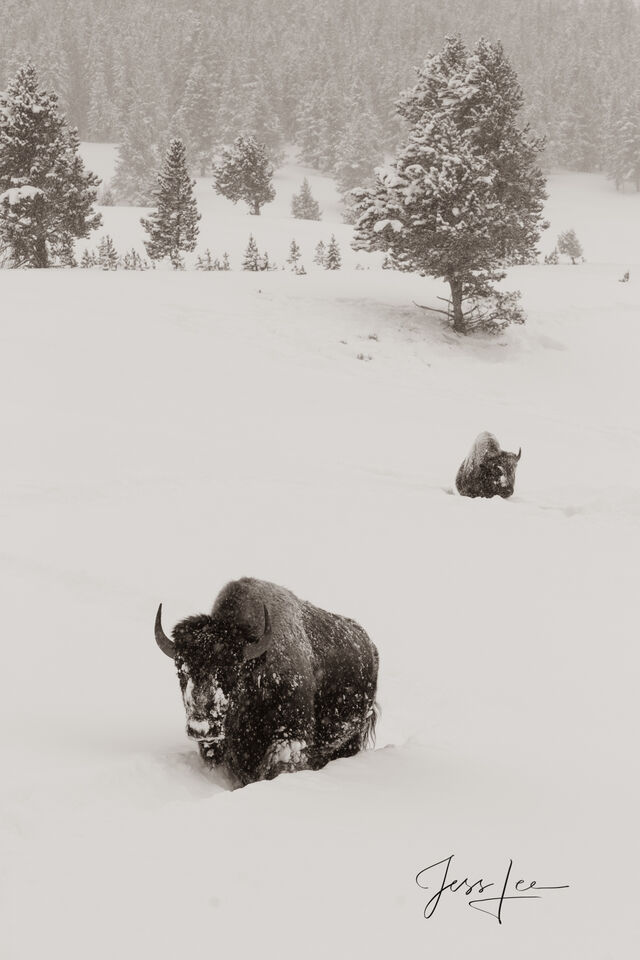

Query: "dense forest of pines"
(0, 0), (639, 183)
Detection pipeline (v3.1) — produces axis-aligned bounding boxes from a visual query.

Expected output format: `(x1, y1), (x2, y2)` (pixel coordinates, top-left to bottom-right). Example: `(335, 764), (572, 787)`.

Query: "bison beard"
(455, 431), (521, 499)
(155, 578), (379, 786)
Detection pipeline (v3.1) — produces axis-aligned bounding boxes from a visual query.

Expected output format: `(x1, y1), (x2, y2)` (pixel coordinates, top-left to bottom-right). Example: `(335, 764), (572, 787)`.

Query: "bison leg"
(257, 737), (310, 781)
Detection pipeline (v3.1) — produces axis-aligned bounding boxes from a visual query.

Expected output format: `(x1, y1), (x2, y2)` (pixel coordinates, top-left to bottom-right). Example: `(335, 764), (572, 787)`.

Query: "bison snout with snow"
(155, 577), (379, 786)
(455, 431), (521, 499)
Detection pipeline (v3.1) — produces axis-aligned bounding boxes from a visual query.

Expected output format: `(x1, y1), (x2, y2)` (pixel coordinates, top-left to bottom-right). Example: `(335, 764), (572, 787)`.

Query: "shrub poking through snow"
(196, 249), (216, 271)
(291, 178), (321, 220)
(557, 229), (583, 264)
(544, 247), (560, 264)
(121, 248), (148, 270)
(259, 251), (276, 271)
(80, 248), (97, 268)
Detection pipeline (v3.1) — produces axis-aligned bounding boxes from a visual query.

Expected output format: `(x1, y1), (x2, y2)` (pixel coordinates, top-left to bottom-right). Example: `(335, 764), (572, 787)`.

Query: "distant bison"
(155, 578), (379, 786)
(456, 432), (521, 499)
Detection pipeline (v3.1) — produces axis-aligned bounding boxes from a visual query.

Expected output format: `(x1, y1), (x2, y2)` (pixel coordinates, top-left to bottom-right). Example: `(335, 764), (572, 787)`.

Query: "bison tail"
(364, 702), (380, 749)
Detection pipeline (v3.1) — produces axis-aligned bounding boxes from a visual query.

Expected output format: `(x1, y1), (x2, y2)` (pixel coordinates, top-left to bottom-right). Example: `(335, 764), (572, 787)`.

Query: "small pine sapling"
(313, 240), (326, 266)
(196, 249), (215, 271)
(287, 239), (301, 269)
(291, 178), (321, 220)
(242, 234), (261, 271)
(98, 235), (119, 270)
(544, 248), (560, 264)
(325, 234), (342, 270)
(259, 251), (276, 271)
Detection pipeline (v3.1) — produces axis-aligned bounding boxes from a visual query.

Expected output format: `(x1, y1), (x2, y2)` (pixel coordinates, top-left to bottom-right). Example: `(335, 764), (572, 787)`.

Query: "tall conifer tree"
(141, 138), (200, 267)
(0, 62), (101, 267)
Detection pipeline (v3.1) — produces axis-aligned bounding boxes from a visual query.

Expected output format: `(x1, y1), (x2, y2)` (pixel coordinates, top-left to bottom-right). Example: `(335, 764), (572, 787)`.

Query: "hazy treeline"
(1, 0), (638, 174)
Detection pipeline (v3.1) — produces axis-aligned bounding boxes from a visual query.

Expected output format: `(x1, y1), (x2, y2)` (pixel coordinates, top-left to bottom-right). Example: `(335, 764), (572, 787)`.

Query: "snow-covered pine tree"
(354, 36), (546, 332)
(112, 102), (159, 206)
(242, 234), (260, 270)
(141, 138), (200, 267)
(221, 251), (230, 271)
(334, 108), (382, 198)
(259, 250), (275, 271)
(325, 234), (341, 270)
(80, 248), (95, 268)
(291, 178), (321, 220)
(97, 234), (119, 270)
(313, 240), (326, 266)
(287, 239), (301, 269)
(557, 229), (583, 264)
(0, 62), (101, 268)
(213, 135), (275, 215)
(398, 36), (547, 265)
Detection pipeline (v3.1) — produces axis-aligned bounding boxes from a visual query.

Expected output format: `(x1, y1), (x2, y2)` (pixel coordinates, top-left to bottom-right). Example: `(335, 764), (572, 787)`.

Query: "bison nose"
(187, 718), (212, 739)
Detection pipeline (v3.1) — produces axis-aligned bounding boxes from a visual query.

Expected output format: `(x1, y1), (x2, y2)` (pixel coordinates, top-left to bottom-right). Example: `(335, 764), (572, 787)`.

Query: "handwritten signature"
(416, 855), (569, 924)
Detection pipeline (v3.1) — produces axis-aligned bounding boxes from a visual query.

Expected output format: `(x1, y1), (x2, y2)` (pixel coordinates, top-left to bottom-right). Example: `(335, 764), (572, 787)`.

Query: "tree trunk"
(34, 234), (49, 268)
(251, 200), (261, 216)
(449, 277), (465, 333)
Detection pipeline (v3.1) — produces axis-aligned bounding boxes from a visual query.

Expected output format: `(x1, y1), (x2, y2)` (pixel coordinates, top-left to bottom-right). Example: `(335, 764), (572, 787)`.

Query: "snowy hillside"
(2, 160), (639, 959)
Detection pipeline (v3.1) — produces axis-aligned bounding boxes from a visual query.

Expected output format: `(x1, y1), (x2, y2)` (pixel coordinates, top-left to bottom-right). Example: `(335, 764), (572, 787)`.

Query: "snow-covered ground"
(2, 152), (639, 958)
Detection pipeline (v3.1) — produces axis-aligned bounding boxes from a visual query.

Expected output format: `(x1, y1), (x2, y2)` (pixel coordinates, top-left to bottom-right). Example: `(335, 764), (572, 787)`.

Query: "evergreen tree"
(0, 62), (101, 268)
(287, 238), (301, 269)
(334, 109), (382, 197)
(97, 234), (119, 269)
(213, 135), (275, 215)
(557, 229), (583, 264)
(221, 252), (230, 271)
(607, 93), (640, 191)
(112, 102), (158, 206)
(291, 178), (321, 220)
(242, 234), (260, 270)
(171, 61), (216, 176)
(141, 138), (200, 267)
(313, 240), (326, 266)
(353, 37), (546, 331)
(80, 247), (96, 268)
(325, 234), (342, 270)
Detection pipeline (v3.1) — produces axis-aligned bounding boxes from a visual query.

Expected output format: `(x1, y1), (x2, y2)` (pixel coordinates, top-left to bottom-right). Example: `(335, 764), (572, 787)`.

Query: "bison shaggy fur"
(455, 431), (521, 499)
(161, 578), (379, 787)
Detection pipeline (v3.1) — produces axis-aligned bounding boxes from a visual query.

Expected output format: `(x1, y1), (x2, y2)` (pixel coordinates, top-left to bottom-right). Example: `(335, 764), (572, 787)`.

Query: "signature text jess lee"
(416, 855), (569, 924)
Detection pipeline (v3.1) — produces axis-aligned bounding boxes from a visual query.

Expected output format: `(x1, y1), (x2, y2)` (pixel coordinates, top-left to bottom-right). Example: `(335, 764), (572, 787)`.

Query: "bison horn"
(517, 447), (522, 461)
(155, 603), (176, 659)
(243, 604), (273, 661)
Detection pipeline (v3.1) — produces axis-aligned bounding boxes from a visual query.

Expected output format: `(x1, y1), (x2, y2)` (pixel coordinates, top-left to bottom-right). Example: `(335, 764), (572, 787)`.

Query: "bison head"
(155, 602), (272, 761)
(491, 447), (521, 498)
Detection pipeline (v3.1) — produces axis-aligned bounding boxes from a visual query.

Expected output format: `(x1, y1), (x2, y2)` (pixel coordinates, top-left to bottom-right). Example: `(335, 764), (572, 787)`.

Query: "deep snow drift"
(1, 157), (639, 959)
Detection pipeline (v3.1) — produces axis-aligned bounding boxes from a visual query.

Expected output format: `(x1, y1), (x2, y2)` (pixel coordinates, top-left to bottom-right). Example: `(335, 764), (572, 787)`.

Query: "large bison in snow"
(155, 577), (379, 786)
(456, 432), (521, 499)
